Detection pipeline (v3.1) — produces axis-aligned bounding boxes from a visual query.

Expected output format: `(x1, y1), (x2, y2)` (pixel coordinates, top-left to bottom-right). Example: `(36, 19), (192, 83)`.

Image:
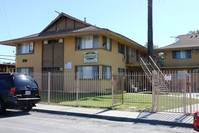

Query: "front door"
(42, 40), (64, 72)
(42, 39), (64, 92)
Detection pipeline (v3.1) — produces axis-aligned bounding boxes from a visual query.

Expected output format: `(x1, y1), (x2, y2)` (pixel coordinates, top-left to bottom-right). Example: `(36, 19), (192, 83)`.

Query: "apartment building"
(0, 12), (147, 76)
(155, 34), (199, 72)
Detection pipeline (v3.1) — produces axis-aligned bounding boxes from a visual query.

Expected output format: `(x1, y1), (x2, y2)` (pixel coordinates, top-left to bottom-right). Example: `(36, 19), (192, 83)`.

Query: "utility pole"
(148, 0), (154, 60)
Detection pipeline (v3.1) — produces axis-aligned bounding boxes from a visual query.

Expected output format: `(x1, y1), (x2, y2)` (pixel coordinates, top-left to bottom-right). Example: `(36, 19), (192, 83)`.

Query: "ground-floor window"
(118, 68), (125, 75)
(102, 66), (111, 79)
(17, 67), (33, 75)
(75, 66), (99, 79)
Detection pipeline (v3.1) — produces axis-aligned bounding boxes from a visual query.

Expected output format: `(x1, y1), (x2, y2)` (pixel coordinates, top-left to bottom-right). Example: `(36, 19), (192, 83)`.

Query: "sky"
(0, 0), (199, 63)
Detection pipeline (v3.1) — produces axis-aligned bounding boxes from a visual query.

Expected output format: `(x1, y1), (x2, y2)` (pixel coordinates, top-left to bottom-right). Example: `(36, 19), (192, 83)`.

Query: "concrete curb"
(32, 108), (193, 129)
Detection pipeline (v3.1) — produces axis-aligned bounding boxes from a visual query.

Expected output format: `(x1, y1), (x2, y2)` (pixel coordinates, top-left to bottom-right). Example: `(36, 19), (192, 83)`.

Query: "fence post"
(76, 73), (79, 106)
(182, 70), (187, 114)
(111, 72), (115, 109)
(121, 75), (124, 104)
(152, 70), (157, 112)
(187, 73), (192, 113)
(47, 72), (51, 104)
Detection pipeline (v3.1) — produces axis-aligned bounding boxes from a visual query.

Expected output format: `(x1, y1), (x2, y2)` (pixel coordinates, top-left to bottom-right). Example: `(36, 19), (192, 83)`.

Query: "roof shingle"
(156, 34), (199, 51)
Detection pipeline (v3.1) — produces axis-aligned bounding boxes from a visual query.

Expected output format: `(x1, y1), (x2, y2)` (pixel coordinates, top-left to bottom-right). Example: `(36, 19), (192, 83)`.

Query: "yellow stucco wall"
(16, 40), (42, 73)
(15, 34), (146, 92)
(62, 35), (127, 92)
(15, 35), (146, 73)
(62, 35), (145, 73)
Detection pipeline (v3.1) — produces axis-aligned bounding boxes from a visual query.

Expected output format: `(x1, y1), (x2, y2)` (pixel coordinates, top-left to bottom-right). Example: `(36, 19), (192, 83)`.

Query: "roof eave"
(0, 30), (103, 45)
(102, 29), (146, 50)
(155, 46), (199, 52)
(0, 28), (146, 51)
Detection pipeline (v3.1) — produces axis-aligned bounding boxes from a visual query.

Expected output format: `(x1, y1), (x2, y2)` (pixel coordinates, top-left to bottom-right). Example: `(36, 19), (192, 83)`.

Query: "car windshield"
(14, 75), (38, 89)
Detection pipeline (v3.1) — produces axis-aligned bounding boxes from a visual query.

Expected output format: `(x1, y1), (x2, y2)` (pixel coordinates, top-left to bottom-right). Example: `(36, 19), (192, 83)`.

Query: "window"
(102, 66), (111, 79)
(76, 66), (99, 79)
(102, 36), (112, 50)
(136, 50), (140, 62)
(172, 50), (191, 59)
(126, 47), (133, 63)
(17, 67), (33, 75)
(118, 43), (125, 54)
(177, 71), (186, 79)
(118, 68), (125, 75)
(18, 42), (34, 54)
(75, 36), (99, 50)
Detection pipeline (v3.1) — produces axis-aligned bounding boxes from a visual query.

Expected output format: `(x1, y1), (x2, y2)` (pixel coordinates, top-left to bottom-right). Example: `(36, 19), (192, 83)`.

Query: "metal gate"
(152, 70), (199, 114)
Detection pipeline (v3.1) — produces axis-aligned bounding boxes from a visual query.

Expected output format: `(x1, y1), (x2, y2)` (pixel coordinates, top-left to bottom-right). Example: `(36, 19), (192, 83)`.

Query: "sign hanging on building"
(84, 51), (98, 63)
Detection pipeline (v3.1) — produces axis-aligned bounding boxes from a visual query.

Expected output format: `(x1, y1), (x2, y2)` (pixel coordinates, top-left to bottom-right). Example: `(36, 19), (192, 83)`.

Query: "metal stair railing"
(140, 57), (152, 83)
(148, 56), (170, 89)
(149, 56), (165, 81)
(140, 56), (169, 93)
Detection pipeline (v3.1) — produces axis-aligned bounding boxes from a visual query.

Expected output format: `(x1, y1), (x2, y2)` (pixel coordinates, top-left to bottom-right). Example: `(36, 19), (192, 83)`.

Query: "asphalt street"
(0, 110), (197, 133)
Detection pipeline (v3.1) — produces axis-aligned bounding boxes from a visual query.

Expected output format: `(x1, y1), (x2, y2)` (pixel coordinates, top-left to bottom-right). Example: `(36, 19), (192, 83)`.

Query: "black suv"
(0, 73), (40, 113)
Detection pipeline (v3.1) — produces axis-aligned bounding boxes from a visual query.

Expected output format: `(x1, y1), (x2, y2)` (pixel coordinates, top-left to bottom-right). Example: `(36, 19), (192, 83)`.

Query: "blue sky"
(0, 0), (199, 63)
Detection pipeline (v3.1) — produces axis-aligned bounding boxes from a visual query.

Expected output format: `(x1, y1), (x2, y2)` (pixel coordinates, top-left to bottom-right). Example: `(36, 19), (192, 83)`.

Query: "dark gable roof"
(156, 34), (199, 51)
(39, 25), (102, 37)
(0, 12), (146, 50)
(41, 12), (91, 33)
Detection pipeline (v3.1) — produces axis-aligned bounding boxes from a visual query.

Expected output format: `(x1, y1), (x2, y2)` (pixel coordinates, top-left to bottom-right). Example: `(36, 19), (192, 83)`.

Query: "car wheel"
(22, 106), (32, 112)
(0, 99), (6, 114)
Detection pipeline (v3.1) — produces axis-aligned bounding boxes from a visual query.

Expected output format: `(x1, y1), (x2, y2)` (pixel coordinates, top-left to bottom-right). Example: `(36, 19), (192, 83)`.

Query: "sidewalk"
(32, 104), (194, 128)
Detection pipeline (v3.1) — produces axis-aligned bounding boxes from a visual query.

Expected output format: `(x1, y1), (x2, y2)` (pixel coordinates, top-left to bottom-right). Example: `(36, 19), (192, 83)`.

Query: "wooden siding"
(45, 16), (87, 32)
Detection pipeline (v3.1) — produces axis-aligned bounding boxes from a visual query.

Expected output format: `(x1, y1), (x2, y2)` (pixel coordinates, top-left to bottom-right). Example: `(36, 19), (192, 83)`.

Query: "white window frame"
(18, 42), (34, 54)
(17, 67), (33, 75)
(102, 36), (111, 51)
(173, 50), (191, 59)
(76, 36), (99, 50)
(102, 66), (111, 80)
(76, 66), (99, 79)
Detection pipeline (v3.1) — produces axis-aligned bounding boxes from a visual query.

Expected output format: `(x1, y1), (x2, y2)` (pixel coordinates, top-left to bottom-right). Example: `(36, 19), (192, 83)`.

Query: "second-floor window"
(102, 36), (112, 51)
(18, 42), (34, 54)
(118, 43), (125, 54)
(136, 50), (140, 62)
(75, 36), (99, 50)
(172, 50), (191, 59)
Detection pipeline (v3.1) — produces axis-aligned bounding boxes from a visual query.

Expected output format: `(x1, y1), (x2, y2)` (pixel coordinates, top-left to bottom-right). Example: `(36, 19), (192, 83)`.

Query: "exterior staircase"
(140, 56), (169, 94)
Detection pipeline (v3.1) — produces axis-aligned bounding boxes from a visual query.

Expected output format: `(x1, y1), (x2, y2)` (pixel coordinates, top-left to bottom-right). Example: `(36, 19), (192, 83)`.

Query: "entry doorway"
(42, 39), (64, 91)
